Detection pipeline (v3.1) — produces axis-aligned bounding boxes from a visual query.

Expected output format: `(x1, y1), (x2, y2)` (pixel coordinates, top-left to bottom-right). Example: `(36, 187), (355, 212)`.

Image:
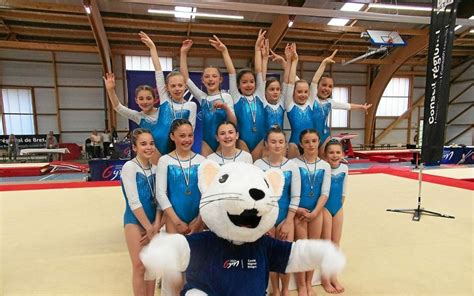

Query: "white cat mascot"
(140, 160), (345, 295)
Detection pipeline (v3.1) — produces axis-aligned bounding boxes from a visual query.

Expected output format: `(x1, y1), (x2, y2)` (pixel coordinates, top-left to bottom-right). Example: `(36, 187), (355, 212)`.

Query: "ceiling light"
(84, 5), (91, 14)
(470, 29), (474, 34)
(328, 18), (350, 26)
(148, 8), (244, 20)
(470, 16), (474, 20)
(454, 25), (462, 31)
(340, 3), (365, 12)
(368, 3), (432, 11)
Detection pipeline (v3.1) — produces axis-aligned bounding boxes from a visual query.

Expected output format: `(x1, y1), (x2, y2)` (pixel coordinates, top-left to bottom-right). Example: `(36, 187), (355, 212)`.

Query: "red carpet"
(0, 180), (120, 192)
(350, 166), (474, 190)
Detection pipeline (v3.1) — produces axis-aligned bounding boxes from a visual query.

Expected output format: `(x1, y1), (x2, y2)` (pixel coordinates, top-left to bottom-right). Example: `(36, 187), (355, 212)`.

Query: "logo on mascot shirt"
(223, 259), (258, 269)
(223, 259), (241, 269)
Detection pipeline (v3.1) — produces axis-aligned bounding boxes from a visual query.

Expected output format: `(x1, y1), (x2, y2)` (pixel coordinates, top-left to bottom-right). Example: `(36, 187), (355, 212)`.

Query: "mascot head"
(198, 160), (284, 244)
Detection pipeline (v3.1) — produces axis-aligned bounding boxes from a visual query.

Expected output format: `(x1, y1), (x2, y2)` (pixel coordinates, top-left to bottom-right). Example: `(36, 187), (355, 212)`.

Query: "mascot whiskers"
(140, 160), (345, 295)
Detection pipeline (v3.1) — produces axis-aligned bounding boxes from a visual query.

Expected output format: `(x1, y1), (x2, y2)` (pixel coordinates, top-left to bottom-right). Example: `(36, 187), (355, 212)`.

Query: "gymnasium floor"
(1, 167), (473, 295)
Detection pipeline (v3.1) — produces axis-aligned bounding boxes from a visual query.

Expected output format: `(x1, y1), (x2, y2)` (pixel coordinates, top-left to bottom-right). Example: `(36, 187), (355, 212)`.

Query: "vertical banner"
(421, 0), (459, 164)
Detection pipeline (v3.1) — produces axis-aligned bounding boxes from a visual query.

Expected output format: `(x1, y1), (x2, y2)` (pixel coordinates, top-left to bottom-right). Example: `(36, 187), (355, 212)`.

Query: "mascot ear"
(264, 168), (284, 198)
(198, 159), (221, 193)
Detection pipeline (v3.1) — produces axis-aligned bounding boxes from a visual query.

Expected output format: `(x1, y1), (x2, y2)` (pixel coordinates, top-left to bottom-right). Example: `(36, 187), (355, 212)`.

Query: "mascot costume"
(140, 160), (345, 295)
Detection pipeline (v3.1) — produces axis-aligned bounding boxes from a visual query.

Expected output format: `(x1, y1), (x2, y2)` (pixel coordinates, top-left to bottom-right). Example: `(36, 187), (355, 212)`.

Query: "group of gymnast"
(104, 30), (372, 296)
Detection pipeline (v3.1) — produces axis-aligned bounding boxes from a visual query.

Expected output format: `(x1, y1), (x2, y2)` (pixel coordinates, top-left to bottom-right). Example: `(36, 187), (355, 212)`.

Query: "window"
(125, 56), (173, 71)
(1, 88), (35, 135)
(331, 87), (349, 128)
(376, 77), (410, 116)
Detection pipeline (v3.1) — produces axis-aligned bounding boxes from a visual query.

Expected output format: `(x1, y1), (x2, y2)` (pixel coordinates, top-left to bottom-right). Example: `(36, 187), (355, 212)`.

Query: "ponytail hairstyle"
(215, 121), (238, 135)
(131, 128), (153, 147)
(236, 68), (256, 94)
(134, 85), (156, 99)
(297, 128), (320, 155)
(265, 77), (281, 90)
(167, 118), (193, 152)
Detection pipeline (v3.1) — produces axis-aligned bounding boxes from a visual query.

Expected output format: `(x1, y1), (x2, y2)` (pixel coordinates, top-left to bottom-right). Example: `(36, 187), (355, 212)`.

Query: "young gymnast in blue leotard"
(210, 30), (267, 161)
(285, 44), (315, 159)
(260, 41), (292, 133)
(254, 126), (300, 296)
(311, 50), (372, 156)
(321, 139), (348, 294)
(207, 121), (253, 165)
(292, 129), (331, 296)
(156, 118), (206, 295)
(103, 74), (162, 163)
(180, 39), (237, 156)
(120, 128), (162, 296)
(140, 32), (197, 156)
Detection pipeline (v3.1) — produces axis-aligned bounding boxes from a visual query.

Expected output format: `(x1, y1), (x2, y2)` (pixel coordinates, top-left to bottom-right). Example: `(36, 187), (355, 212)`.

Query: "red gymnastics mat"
(0, 163), (52, 177)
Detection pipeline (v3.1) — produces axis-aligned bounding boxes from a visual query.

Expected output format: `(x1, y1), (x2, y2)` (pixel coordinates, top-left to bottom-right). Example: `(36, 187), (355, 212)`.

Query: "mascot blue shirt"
(183, 231), (292, 296)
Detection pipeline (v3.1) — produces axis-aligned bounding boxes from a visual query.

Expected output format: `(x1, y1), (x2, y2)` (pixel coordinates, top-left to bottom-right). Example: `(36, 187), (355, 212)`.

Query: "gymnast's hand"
(181, 39), (193, 54)
(102, 73), (115, 91)
(209, 35), (227, 52)
(270, 49), (286, 65)
(139, 31), (156, 49)
(277, 218), (293, 240)
(322, 49), (338, 65)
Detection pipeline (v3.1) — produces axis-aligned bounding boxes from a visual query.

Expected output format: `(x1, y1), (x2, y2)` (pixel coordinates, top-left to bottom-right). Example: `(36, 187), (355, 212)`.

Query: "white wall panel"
(60, 110), (105, 131)
(54, 52), (101, 63)
(37, 116), (59, 134)
(56, 63), (103, 86)
(0, 61), (54, 86)
(59, 87), (104, 109)
(0, 49), (52, 61)
(34, 88), (56, 113)
(446, 126), (472, 145)
(61, 132), (91, 145)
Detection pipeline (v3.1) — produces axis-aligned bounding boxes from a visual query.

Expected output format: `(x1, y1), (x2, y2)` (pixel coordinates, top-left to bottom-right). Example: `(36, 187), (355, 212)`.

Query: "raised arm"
(139, 31), (162, 72)
(254, 29), (266, 74)
(209, 35), (235, 74)
(311, 49), (337, 85)
(103, 73), (120, 108)
(180, 39), (193, 82)
(288, 43), (298, 84)
(261, 39), (270, 80)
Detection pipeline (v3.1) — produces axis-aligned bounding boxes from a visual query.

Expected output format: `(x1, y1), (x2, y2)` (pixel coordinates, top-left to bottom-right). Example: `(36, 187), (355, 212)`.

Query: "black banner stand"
(386, 160), (455, 221)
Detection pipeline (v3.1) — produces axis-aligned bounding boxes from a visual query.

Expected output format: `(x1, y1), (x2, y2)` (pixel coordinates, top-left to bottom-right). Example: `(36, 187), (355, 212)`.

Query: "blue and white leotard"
(254, 158), (301, 226)
(229, 72), (266, 151)
(121, 160), (158, 226)
(156, 153), (205, 224)
(324, 163), (348, 217)
(310, 84), (351, 145)
(154, 71), (197, 154)
(292, 157), (331, 211)
(207, 149), (253, 165)
(285, 83), (314, 145)
(262, 83), (287, 132)
(114, 73), (197, 155)
(186, 79), (235, 151)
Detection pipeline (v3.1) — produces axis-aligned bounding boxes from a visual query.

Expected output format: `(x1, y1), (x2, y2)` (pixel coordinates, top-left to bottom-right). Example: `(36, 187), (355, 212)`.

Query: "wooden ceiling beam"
(0, 40), (97, 52)
(84, 0), (112, 73)
(293, 22), (429, 36)
(0, 10), (89, 25)
(0, 0), (84, 13)
(266, 14), (290, 50)
(364, 34), (429, 145)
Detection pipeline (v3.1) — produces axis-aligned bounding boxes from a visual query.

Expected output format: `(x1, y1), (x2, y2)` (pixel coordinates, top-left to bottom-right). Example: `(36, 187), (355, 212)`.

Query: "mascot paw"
(139, 231), (189, 280)
(320, 241), (346, 277)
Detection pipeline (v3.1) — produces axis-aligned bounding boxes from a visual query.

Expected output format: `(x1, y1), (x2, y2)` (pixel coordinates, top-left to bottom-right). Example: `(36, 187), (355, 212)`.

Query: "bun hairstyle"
(264, 125), (286, 143)
(298, 128), (320, 155)
(131, 128), (153, 146)
(168, 118), (193, 151)
(324, 138), (343, 154)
